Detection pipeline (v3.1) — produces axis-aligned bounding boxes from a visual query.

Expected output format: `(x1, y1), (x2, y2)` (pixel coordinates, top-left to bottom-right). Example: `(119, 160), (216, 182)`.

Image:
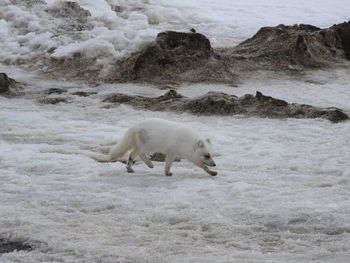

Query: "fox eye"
(204, 154), (211, 159)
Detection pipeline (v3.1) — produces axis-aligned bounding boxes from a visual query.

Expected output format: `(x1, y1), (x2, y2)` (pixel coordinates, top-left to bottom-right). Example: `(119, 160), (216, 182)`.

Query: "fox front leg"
(193, 162), (218, 176)
(164, 154), (175, 176)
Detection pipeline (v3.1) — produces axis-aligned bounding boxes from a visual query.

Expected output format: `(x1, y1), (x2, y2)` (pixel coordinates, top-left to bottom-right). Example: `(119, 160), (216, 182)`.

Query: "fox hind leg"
(138, 152), (154, 168)
(126, 150), (137, 173)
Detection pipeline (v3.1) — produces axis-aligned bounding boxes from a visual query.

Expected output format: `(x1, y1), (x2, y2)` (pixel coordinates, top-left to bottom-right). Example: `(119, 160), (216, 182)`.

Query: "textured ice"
(1, 0), (350, 262)
(0, 0), (349, 73)
(1, 65), (350, 262)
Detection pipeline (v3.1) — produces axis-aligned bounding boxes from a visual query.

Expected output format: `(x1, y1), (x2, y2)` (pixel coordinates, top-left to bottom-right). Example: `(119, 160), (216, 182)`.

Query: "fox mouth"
(203, 161), (216, 167)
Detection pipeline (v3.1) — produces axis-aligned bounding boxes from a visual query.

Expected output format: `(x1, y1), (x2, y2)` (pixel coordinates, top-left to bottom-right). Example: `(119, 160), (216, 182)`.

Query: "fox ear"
(194, 140), (205, 151)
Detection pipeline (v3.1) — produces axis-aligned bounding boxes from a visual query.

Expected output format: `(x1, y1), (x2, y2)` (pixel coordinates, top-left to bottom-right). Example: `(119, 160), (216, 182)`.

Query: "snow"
(0, 0), (350, 72)
(1, 65), (350, 262)
(1, 0), (350, 262)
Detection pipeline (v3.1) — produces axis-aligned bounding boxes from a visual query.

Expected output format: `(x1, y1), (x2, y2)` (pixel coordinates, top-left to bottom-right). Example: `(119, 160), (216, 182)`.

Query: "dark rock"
(0, 73), (15, 94)
(71, 91), (97, 97)
(108, 31), (237, 83)
(111, 5), (123, 13)
(229, 23), (346, 69)
(45, 88), (66, 94)
(0, 73), (18, 96)
(103, 89), (186, 111)
(0, 73), (10, 93)
(332, 21), (350, 58)
(0, 238), (32, 254)
(43, 21), (350, 84)
(183, 92), (238, 115)
(105, 22), (350, 84)
(39, 97), (70, 104)
(103, 90), (349, 123)
(328, 109), (350, 122)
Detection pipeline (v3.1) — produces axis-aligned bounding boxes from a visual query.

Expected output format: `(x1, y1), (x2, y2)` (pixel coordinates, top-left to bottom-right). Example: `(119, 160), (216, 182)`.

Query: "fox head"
(194, 139), (216, 167)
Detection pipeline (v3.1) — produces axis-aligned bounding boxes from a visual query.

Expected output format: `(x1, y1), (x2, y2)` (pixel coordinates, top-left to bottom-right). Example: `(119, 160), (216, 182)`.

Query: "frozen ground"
(1, 66), (350, 262)
(0, 0), (349, 74)
(1, 0), (350, 262)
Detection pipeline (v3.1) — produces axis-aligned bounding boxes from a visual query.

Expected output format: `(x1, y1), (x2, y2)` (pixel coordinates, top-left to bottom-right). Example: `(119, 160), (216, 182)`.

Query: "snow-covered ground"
(1, 65), (350, 262)
(1, 0), (350, 262)
(0, 0), (350, 73)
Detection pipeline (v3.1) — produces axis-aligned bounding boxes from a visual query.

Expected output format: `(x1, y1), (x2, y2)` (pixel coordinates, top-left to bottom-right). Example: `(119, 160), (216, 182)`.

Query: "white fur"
(107, 118), (217, 176)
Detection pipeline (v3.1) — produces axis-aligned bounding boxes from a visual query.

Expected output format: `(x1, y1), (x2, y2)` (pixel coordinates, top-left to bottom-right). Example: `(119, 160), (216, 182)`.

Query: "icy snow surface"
(0, 0), (350, 73)
(1, 0), (350, 262)
(1, 65), (350, 262)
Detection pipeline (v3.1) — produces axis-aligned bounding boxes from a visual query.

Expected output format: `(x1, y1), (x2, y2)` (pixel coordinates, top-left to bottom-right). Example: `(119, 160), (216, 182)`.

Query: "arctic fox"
(103, 118), (217, 176)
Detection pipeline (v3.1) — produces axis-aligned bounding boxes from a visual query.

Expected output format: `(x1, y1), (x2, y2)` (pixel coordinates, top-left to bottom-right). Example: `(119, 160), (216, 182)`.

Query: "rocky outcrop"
(0, 73), (16, 94)
(108, 31), (236, 83)
(226, 23), (347, 70)
(106, 21), (350, 84)
(103, 90), (349, 123)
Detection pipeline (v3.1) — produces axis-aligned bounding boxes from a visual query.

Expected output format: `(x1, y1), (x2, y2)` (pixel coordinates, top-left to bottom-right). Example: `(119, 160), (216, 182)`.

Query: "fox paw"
(208, 171), (218, 176)
(165, 172), (173, 176)
(127, 168), (135, 173)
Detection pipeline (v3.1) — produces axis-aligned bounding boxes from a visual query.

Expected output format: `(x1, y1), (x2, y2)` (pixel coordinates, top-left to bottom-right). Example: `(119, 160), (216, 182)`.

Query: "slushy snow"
(1, 64), (350, 262)
(1, 0), (350, 262)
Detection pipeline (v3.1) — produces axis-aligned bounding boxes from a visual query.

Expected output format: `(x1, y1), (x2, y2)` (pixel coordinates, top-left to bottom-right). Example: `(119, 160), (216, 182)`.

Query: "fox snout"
(210, 161), (216, 167)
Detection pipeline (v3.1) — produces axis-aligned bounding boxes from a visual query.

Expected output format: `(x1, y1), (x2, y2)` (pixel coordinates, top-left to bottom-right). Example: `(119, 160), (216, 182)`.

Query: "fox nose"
(212, 162), (216, 167)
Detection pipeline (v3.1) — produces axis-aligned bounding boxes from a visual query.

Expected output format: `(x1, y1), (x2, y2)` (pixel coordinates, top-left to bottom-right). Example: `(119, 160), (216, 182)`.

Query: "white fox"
(102, 118), (217, 176)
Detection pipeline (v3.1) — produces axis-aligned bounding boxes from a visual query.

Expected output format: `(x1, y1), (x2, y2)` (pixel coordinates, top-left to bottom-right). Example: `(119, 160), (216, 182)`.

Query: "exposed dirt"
(224, 24), (345, 71)
(107, 31), (236, 84)
(103, 90), (349, 123)
(41, 20), (350, 84)
(105, 21), (350, 84)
